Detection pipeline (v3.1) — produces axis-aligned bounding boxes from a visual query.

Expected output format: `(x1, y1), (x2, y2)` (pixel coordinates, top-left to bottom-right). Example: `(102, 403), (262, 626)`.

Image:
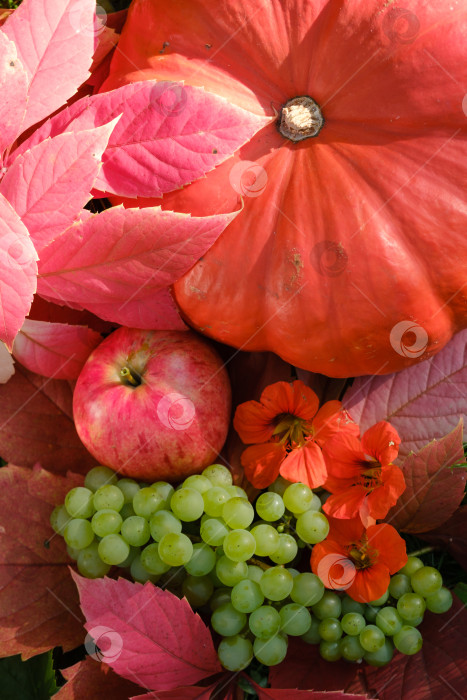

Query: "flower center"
(279, 96), (324, 141)
(273, 413), (313, 447)
(348, 538), (378, 570)
(358, 465), (382, 491)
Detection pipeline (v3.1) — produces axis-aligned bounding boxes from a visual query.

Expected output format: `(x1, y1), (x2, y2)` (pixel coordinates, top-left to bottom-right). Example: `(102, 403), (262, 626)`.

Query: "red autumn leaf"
(420, 506), (467, 571)
(0, 364), (96, 473)
(131, 684), (217, 700)
(346, 595), (467, 700)
(269, 637), (359, 692)
(254, 679), (371, 700)
(385, 420), (466, 533)
(28, 295), (115, 335)
(0, 464), (84, 658)
(54, 658), (143, 700)
(12, 319), (102, 379)
(72, 574), (222, 691)
(343, 331), (467, 460)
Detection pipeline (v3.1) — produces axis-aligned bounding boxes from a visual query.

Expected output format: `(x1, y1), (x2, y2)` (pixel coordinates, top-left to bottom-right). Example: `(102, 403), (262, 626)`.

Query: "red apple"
(73, 327), (231, 481)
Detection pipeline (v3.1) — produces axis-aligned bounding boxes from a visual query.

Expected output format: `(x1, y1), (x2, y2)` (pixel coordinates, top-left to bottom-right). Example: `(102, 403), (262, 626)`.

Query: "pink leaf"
(131, 686), (216, 700)
(72, 574), (221, 691)
(12, 319), (101, 379)
(255, 681), (370, 700)
(37, 205), (237, 312)
(0, 342), (14, 383)
(0, 192), (38, 349)
(343, 331), (467, 460)
(0, 30), (27, 155)
(54, 658), (143, 700)
(2, 0), (96, 132)
(386, 419), (466, 533)
(13, 81), (272, 196)
(82, 288), (187, 331)
(0, 120), (119, 252)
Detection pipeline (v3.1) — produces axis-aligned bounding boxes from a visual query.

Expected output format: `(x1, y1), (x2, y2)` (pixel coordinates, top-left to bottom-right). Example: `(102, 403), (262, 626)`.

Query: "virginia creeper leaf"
(28, 295), (115, 334)
(269, 637), (358, 692)
(252, 677), (371, 700)
(0, 120), (119, 252)
(343, 330), (467, 459)
(0, 192), (38, 349)
(37, 205), (237, 312)
(346, 595), (467, 700)
(2, 0), (96, 132)
(0, 30), (27, 155)
(0, 651), (58, 700)
(0, 364), (96, 473)
(14, 81), (272, 197)
(385, 420), (466, 533)
(54, 658), (142, 700)
(420, 506), (467, 571)
(0, 342), (14, 384)
(72, 574), (221, 691)
(12, 319), (101, 380)
(0, 464), (84, 658)
(131, 685), (216, 700)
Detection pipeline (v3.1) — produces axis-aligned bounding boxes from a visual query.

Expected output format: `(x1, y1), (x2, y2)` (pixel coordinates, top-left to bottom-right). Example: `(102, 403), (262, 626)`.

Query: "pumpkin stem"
(279, 96), (324, 141)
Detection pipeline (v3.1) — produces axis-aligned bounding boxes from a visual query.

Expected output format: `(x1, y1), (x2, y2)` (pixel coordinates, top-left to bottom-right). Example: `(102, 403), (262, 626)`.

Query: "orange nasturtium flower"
(322, 421), (405, 526)
(233, 380), (358, 489)
(311, 516), (408, 603)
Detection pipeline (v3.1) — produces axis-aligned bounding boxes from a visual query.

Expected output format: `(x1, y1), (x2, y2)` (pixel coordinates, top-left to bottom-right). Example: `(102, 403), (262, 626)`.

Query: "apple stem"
(120, 366), (141, 386)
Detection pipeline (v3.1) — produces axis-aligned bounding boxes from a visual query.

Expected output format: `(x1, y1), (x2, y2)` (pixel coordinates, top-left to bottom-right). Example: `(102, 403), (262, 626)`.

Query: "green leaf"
(454, 582), (467, 605)
(0, 651), (58, 700)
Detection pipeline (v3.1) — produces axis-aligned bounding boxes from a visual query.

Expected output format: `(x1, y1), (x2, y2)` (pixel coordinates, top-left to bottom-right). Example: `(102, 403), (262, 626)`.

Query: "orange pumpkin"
(101, 0), (467, 377)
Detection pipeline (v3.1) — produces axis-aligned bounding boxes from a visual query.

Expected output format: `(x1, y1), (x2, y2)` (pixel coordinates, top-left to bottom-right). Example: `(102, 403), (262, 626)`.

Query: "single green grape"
(116, 478), (140, 504)
(249, 605), (282, 638)
(393, 625), (423, 655)
(359, 624), (385, 652)
(149, 481), (174, 506)
(259, 566), (294, 601)
(339, 635), (365, 661)
(93, 484), (124, 512)
(231, 579), (264, 613)
(200, 518), (230, 546)
(170, 487), (204, 522)
(215, 556), (248, 587)
(66, 545), (80, 561)
(185, 542), (216, 577)
(77, 542), (111, 578)
(364, 638), (394, 667)
(84, 466), (118, 492)
(280, 604), (312, 636)
(253, 633), (288, 666)
(202, 464), (233, 488)
(318, 617), (343, 642)
(398, 555), (424, 577)
(341, 612), (366, 636)
(222, 529), (256, 562)
(133, 487), (166, 518)
(319, 640), (341, 662)
(255, 492), (285, 521)
(397, 593), (426, 623)
(269, 533), (298, 564)
(50, 505), (71, 534)
(65, 487), (95, 518)
(283, 482), (314, 513)
(64, 518), (94, 550)
(203, 487), (231, 517)
(158, 532), (193, 566)
(295, 510), (329, 544)
(225, 485), (249, 499)
(140, 543), (172, 575)
(182, 574), (214, 608)
(292, 492), (321, 515)
(425, 587), (453, 614)
(388, 573), (412, 599)
(291, 572), (325, 606)
(182, 474), (212, 494)
(218, 635), (253, 671)
(149, 509), (182, 541)
(250, 523), (280, 556)
(91, 508), (123, 538)
(98, 534), (130, 565)
(311, 591), (342, 620)
(120, 515), (150, 547)
(410, 566), (443, 597)
(375, 607), (403, 636)
(211, 602), (246, 636)
(222, 498), (254, 529)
